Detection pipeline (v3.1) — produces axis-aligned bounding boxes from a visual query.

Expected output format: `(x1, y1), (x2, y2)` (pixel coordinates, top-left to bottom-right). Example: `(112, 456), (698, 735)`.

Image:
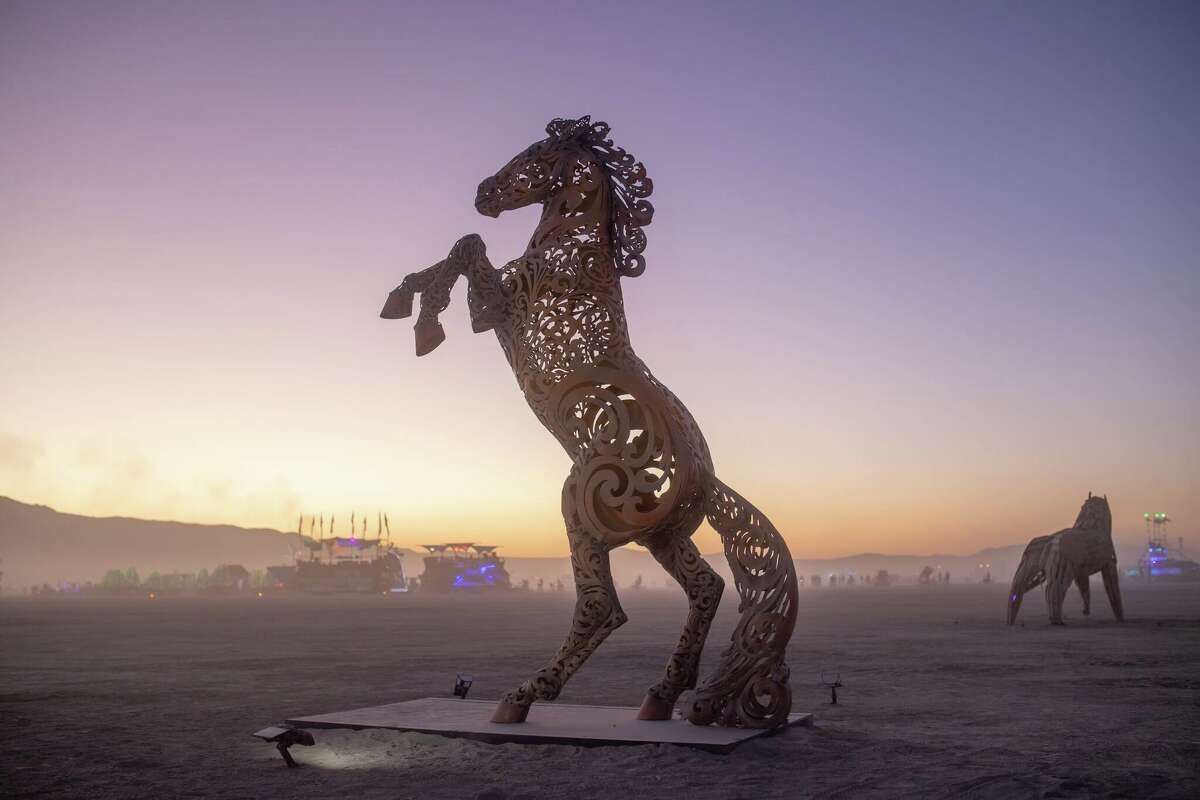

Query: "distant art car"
(417, 543), (512, 591)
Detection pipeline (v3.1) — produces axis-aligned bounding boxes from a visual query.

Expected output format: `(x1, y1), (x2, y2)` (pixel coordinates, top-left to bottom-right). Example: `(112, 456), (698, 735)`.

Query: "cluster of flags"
(297, 512), (391, 540)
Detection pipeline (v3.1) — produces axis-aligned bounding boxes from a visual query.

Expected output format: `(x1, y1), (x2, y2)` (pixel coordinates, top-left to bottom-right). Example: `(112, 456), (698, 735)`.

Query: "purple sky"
(1, 1), (1197, 557)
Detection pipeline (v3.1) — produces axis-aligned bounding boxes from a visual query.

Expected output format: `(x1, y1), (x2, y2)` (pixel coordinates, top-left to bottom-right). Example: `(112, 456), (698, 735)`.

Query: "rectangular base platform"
(285, 697), (812, 753)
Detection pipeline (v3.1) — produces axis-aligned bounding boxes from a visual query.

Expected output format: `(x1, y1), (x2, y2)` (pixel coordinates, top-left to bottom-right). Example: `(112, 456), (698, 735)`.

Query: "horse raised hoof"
(490, 699), (531, 724)
(636, 692), (675, 721)
(414, 320), (446, 356)
(380, 287), (414, 319)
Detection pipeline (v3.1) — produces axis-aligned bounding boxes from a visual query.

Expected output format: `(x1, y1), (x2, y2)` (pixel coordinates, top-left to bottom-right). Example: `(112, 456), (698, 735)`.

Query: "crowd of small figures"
(27, 564), (265, 597)
(22, 566), (972, 597)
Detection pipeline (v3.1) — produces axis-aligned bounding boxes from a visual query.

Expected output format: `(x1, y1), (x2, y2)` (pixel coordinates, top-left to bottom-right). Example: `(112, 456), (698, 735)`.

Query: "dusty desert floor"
(1, 582), (1197, 799)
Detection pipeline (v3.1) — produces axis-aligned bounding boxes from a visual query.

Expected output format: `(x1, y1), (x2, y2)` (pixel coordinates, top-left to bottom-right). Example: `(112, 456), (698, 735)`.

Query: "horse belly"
(548, 365), (702, 548)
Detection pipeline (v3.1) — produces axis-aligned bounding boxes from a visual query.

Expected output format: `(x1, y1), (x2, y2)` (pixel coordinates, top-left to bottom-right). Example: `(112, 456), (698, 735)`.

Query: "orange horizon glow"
(2, 3), (1196, 559)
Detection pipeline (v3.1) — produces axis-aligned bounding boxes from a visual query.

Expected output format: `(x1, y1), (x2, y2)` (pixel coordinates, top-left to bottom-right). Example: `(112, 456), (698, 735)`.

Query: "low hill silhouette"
(0, 496), (1147, 592)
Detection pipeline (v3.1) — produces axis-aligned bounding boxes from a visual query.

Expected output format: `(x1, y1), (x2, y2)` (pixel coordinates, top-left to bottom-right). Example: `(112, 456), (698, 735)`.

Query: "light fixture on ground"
(252, 726), (315, 767)
(820, 669), (843, 705)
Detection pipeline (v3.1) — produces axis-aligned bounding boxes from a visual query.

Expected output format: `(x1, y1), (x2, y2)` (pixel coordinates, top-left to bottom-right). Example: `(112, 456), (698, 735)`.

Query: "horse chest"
(504, 283), (624, 383)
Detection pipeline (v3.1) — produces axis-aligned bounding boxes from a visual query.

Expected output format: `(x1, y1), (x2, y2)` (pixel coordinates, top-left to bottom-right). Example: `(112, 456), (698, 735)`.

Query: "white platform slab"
(285, 697), (812, 753)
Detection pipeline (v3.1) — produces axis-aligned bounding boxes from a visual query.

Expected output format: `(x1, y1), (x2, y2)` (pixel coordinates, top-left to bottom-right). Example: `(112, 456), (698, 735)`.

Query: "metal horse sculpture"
(1007, 493), (1125, 625)
(381, 116), (798, 728)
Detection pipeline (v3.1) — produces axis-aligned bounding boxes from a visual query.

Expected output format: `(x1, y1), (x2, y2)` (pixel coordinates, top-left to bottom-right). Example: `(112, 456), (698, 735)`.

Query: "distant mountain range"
(0, 496), (1149, 592)
(0, 496), (308, 591)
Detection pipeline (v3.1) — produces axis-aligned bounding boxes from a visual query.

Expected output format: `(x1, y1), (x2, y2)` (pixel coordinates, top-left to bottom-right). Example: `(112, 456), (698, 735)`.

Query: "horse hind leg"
(637, 516), (724, 721)
(1006, 564), (1042, 625)
(491, 523), (626, 723)
(1044, 552), (1071, 625)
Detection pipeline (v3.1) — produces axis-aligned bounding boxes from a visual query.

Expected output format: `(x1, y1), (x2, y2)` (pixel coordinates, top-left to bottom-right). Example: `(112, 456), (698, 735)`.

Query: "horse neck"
(527, 178), (614, 267)
(1075, 509), (1112, 536)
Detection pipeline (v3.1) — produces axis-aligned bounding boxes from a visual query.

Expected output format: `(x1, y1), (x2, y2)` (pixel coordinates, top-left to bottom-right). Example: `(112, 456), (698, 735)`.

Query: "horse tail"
(689, 477), (799, 728)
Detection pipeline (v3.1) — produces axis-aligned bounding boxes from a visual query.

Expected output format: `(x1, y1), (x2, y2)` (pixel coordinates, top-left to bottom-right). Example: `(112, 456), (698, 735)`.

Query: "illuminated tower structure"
(1139, 512), (1170, 579)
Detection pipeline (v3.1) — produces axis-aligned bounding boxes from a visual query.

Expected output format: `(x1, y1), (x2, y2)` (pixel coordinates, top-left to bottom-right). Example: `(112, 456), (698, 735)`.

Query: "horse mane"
(546, 116), (654, 278)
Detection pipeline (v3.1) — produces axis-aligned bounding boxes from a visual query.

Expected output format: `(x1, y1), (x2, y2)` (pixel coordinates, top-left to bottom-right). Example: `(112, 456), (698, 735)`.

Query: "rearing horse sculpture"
(381, 116), (798, 728)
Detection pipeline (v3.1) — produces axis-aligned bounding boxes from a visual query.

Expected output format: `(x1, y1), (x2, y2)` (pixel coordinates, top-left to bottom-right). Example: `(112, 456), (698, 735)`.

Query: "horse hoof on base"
(636, 693), (675, 721)
(491, 700), (531, 724)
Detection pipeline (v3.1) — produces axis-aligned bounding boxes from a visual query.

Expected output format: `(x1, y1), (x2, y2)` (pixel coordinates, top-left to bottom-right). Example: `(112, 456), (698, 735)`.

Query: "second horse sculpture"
(1007, 493), (1125, 625)
(381, 116), (798, 728)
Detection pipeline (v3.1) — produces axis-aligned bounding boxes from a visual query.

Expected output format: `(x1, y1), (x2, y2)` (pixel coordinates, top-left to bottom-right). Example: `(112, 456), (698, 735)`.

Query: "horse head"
(1074, 493), (1112, 534)
(474, 115), (654, 277)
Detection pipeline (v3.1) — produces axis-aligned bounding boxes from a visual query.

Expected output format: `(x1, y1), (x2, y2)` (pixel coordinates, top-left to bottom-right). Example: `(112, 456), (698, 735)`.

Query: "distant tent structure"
(210, 564), (251, 592)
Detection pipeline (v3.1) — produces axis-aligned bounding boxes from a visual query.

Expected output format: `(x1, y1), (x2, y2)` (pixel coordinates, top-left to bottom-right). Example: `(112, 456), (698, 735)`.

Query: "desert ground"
(1, 582), (1197, 799)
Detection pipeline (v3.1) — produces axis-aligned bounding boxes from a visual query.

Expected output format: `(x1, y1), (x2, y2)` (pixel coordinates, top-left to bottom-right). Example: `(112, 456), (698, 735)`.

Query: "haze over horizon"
(2, 1), (1197, 558)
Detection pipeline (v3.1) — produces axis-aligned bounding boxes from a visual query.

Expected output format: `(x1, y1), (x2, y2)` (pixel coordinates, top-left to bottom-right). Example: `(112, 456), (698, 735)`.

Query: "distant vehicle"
(1133, 522), (1199, 581)
(286, 539), (406, 593)
(269, 512), (407, 594)
(418, 543), (512, 591)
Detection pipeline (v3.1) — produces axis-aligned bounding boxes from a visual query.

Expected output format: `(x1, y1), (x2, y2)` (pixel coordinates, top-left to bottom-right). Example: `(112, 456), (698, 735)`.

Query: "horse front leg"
(380, 234), (505, 356)
(1074, 572), (1091, 616)
(1101, 561), (1124, 621)
(380, 259), (449, 355)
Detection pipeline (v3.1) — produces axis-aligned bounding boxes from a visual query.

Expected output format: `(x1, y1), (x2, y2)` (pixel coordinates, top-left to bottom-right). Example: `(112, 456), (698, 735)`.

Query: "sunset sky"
(1, 1), (1197, 558)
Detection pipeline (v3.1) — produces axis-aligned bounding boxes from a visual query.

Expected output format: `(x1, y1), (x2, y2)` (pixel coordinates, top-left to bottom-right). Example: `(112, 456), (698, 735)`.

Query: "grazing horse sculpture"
(1007, 493), (1125, 625)
(380, 116), (798, 728)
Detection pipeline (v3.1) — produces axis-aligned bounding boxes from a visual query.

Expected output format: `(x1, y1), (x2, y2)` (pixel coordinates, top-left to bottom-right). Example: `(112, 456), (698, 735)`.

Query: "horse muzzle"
(474, 178), (501, 217)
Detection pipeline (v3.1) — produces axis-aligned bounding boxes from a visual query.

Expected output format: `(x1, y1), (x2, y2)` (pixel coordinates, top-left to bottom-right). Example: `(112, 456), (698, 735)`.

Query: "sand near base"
(1, 583), (1197, 799)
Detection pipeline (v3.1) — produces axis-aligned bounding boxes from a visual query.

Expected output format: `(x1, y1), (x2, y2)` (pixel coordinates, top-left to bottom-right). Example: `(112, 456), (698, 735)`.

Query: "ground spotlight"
(252, 726), (315, 768)
(453, 673), (473, 698)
